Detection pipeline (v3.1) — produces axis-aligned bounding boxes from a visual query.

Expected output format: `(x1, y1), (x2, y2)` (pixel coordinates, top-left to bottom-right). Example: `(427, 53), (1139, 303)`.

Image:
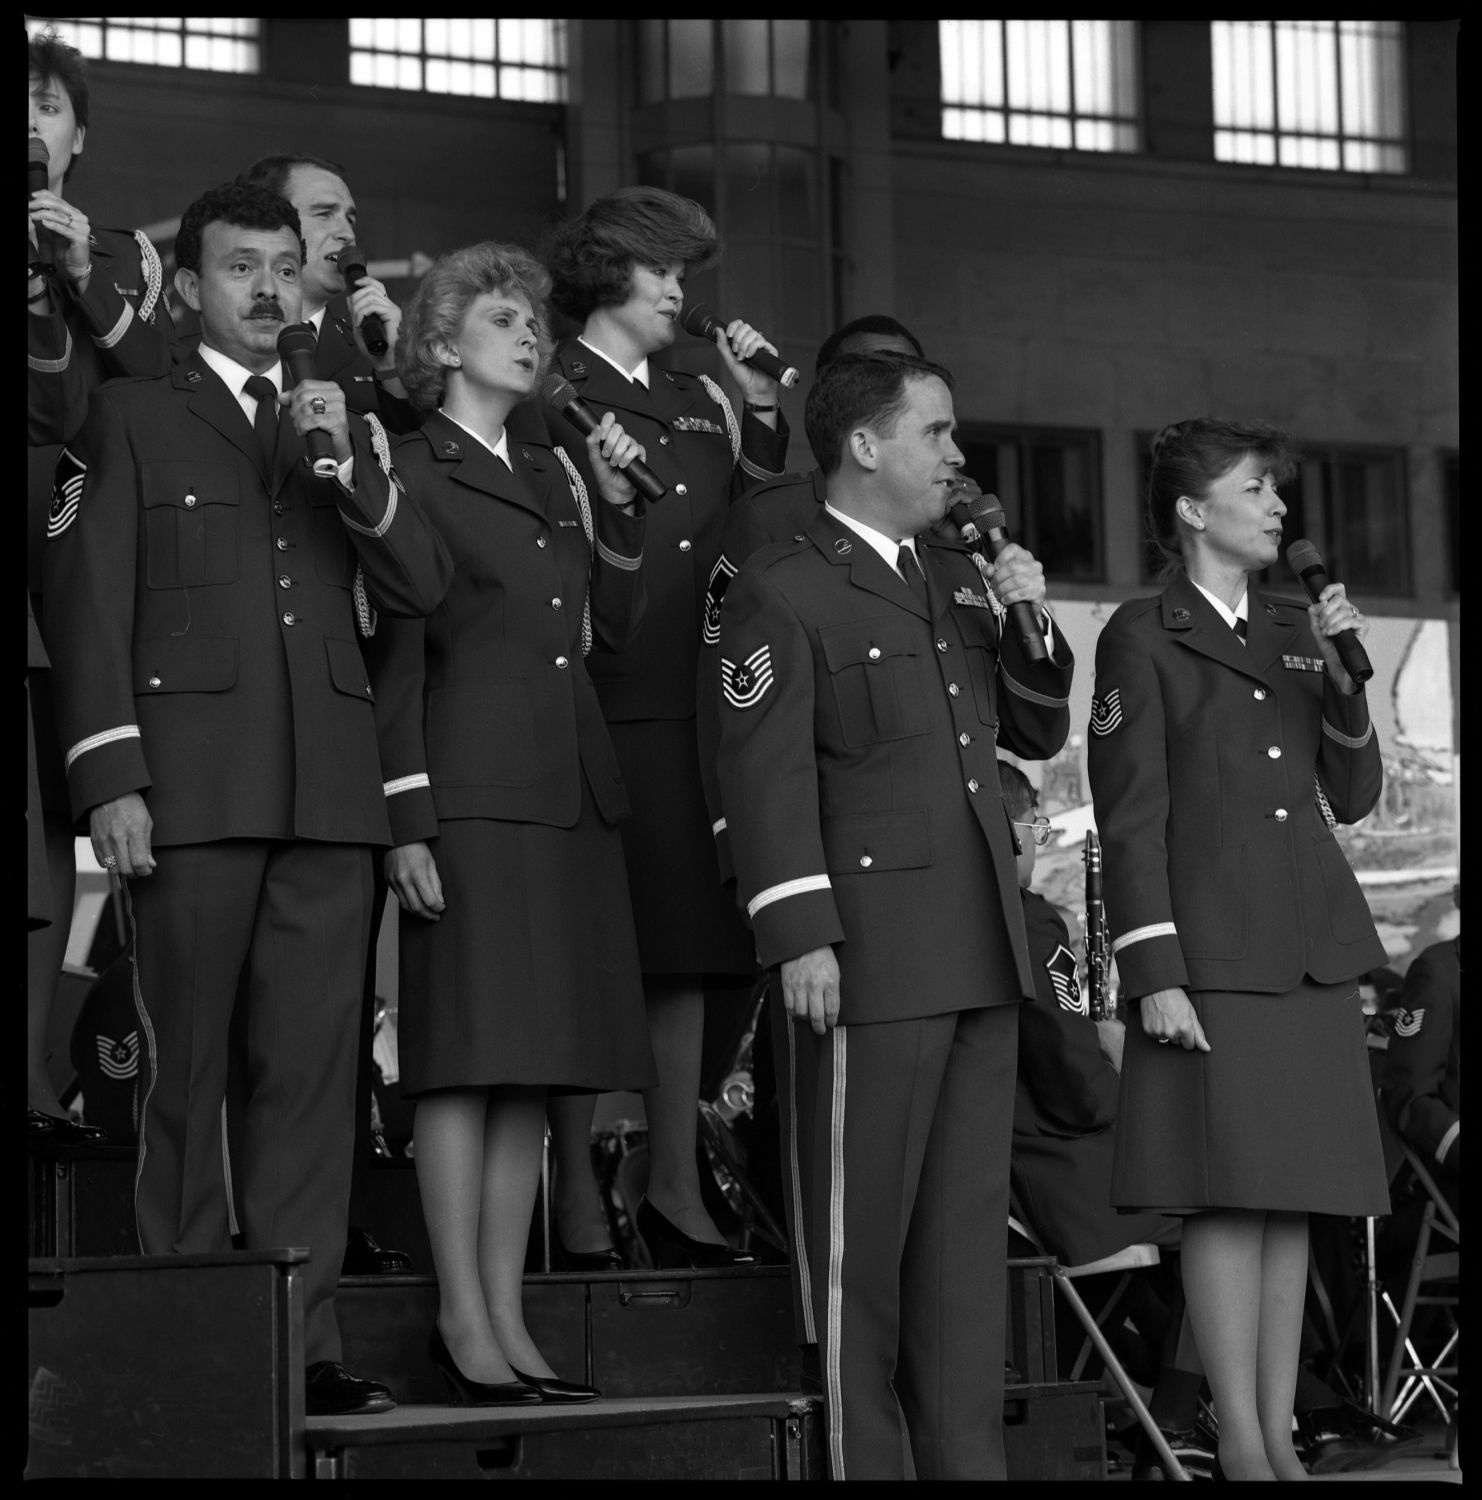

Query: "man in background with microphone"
(236, 153), (419, 433)
(716, 352), (1074, 1478)
(42, 179), (451, 1417)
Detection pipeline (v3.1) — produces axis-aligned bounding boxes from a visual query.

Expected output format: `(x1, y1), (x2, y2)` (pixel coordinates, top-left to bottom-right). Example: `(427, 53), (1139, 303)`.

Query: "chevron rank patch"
(723, 645), (774, 709)
(1045, 942), (1086, 1014)
(47, 447), (87, 539)
(702, 553), (739, 647)
(1393, 1007), (1426, 1038)
(1090, 688), (1123, 736)
(96, 1030), (140, 1080)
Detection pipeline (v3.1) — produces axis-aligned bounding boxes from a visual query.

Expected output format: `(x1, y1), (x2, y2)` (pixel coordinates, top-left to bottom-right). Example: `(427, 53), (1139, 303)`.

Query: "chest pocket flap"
(822, 809), (933, 874)
(140, 462), (240, 589)
(325, 636), (374, 701)
(133, 635), (238, 694)
(819, 615), (930, 746)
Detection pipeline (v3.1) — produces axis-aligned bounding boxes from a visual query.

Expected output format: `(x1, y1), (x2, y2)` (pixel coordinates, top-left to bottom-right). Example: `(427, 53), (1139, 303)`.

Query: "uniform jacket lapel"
(804, 509), (931, 622)
(176, 351), (263, 478)
(1162, 573), (1269, 685)
(1246, 590), (1299, 675)
(426, 411), (548, 522)
(315, 302), (361, 382)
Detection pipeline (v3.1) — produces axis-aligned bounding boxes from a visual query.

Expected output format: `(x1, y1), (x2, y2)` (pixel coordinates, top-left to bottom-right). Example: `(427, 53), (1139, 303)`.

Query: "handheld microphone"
(29, 136), (51, 199)
(541, 373), (668, 503)
(337, 243), (388, 357)
(682, 304), (799, 389)
(276, 323), (341, 479)
(1285, 540), (1373, 684)
(950, 488), (1050, 662)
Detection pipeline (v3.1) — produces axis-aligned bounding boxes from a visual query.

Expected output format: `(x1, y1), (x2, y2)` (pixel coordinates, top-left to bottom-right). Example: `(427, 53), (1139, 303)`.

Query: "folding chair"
(1377, 1140), (1459, 1429)
(1009, 1202), (1192, 1481)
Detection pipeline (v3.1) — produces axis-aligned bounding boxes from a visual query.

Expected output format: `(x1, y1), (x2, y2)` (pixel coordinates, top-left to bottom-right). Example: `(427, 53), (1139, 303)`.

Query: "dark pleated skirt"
(1110, 979), (1391, 1217)
(397, 786), (657, 1098)
(609, 717), (754, 978)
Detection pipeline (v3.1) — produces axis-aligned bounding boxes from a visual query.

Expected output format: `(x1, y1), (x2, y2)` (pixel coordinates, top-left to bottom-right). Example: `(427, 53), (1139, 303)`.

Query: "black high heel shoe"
(427, 1327), (543, 1407)
(509, 1366), (600, 1403)
(551, 1231), (625, 1273)
(636, 1197), (755, 1270)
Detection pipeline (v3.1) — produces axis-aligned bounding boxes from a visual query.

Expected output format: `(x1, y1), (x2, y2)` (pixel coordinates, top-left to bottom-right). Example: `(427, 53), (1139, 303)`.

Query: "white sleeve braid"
(698, 373), (742, 466)
(553, 445), (596, 658)
(133, 230), (164, 325)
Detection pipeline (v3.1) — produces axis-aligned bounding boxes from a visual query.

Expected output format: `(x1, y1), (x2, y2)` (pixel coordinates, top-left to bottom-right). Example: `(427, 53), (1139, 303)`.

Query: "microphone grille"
(967, 492), (1006, 531)
(541, 372), (577, 410)
(276, 322), (319, 356)
(29, 136), (50, 164)
(338, 243), (368, 275)
(681, 303), (716, 338)
(1286, 539), (1322, 574)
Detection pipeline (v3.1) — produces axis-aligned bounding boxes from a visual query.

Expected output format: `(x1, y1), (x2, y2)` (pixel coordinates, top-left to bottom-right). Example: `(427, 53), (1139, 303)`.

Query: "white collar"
(1191, 579), (1248, 631)
(825, 502), (920, 576)
(439, 409), (512, 469)
(197, 342), (282, 405)
(308, 305), (327, 335)
(578, 335), (650, 389)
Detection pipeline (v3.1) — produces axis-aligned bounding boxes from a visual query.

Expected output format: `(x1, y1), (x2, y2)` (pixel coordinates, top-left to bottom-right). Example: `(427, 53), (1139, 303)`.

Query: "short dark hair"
(398, 241), (553, 412)
(29, 28), (89, 182)
(803, 353), (955, 477)
(237, 154), (351, 201)
(175, 181), (305, 275)
(998, 760), (1038, 822)
(1145, 417), (1298, 580)
(816, 315), (924, 371)
(545, 186), (720, 323)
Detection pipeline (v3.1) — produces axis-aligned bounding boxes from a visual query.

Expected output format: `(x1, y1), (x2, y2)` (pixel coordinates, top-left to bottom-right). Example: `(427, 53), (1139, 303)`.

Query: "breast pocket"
(310, 490), (356, 588)
(819, 617), (930, 747)
(141, 462), (239, 588)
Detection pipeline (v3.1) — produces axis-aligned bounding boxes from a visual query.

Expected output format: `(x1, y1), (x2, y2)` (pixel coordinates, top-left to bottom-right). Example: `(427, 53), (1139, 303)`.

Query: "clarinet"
(1084, 830), (1114, 1021)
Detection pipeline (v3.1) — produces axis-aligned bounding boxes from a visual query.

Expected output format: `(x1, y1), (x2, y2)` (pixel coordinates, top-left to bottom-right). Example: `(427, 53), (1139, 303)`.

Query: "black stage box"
(1004, 1380), (1107, 1481)
(28, 1144), (139, 1259)
(26, 1251), (307, 1479)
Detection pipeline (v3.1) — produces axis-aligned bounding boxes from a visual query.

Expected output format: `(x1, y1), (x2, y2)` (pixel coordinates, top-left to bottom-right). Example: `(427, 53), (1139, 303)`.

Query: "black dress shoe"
(304, 1360), (396, 1415)
(636, 1197), (755, 1270)
(509, 1366), (600, 1403)
(28, 1109), (108, 1146)
(427, 1327), (543, 1407)
(341, 1225), (413, 1276)
(551, 1231), (625, 1273)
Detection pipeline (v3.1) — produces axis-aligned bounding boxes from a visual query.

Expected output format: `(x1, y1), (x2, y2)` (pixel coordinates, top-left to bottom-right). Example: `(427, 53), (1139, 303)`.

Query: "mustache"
(247, 302), (286, 321)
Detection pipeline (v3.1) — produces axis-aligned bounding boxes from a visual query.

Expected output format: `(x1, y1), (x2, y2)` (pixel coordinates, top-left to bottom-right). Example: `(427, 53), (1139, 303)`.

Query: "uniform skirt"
(397, 787), (658, 1098)
(609, 717), (754, 978)
(1110, 979), (1391, 1217)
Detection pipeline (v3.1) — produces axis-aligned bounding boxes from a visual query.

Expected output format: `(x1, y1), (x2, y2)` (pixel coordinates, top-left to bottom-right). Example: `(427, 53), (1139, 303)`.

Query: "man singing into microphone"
(716, 353), (1074, 1478)
(42, 180), (451, 1417)
(237, 153), (419, 433)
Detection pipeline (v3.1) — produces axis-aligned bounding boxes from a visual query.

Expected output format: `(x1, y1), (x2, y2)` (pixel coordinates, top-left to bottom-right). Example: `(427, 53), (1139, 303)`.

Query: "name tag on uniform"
(672, 416), (724, 435)
(113, 284), (140, 297)
(557, 519), (580, 527)
(953, 587), (992, 609)
(1282, 654), (1325, 672)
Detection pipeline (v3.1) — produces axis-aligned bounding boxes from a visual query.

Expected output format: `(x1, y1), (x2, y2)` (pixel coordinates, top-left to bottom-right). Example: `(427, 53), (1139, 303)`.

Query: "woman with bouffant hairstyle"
(1088, 417), (1390, 1478)
(366, 240), (658, 1404)
(539, 187), (791, 1272)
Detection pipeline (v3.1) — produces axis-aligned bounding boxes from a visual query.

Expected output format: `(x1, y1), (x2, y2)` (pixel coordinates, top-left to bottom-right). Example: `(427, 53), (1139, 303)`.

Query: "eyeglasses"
(1011, 817), (1053, 848)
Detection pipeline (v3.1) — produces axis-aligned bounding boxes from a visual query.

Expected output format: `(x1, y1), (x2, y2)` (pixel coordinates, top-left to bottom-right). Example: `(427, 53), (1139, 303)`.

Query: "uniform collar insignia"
(834, 537), (852, 555)
(441, 439), (461, 457)
(1172, 606), (1192, 623)
(570, 359), (586, 376)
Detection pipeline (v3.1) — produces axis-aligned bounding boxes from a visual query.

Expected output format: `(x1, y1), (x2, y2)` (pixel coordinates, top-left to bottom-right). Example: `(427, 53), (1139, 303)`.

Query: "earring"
(448, 353), (461, 366)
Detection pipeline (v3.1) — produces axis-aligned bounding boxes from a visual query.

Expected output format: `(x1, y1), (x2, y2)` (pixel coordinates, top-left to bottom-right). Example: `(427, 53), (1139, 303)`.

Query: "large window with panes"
(348, 18), (566, 101)
(26, 15), (260, 72)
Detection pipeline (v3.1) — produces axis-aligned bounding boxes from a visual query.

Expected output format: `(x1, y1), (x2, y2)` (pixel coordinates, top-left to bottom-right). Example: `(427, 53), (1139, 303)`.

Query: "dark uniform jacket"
(543, 338), (789, 724)
(1012, 891), (1174, 1266)
(28, 225), (173, 589)
(1088, 574), (1387, 1000)
(308, 294), (420, 435)
(717, 508), (1075, 1025)
(41, 351), (453, 848)
(366, 411), (647, 844)
(1381, 937), (1460, 1171)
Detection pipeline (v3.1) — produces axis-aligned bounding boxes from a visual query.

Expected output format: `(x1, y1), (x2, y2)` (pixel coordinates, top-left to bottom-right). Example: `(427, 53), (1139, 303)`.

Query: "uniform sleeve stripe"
(384, 773), (431, 797)
(92, 299), (135, 350)
(65, 724), (141, 771)
(596, 538), (642, 571)
(739, 453), (786, 481)
(747, 873), (831, 919)
(1001, 665), (1070, 708)
(28, 329), (73, 374)
(711, 817), (727, 838)
(1322, 717), (1374, 749)
(339, 486), (396, 539)
(1111, 921), (1179, 955)
(1435, 1121), (1459, 1164)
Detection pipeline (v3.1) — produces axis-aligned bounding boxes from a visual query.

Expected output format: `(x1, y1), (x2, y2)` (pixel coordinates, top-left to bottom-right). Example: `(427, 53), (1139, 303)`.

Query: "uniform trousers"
(773, 995), (1020, 1480)
(125, 838), (373, 1364)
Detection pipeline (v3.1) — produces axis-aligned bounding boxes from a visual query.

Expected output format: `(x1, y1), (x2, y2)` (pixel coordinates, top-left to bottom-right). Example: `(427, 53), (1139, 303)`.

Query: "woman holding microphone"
(369, 242), (656, 1402)
(541, 188), (789, 1268)
(1089, 418), (1391, 1480)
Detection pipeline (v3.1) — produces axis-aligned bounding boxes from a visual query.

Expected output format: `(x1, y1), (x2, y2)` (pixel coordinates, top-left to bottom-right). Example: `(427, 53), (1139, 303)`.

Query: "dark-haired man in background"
(43, 180), (451, 1415)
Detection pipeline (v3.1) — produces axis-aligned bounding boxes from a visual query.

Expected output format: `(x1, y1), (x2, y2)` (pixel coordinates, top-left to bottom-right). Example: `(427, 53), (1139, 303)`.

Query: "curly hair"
(815, 315), (924, 371)
(804, 353), (956, 477)
(1146, 417), (1297, 580)
(29, 28), (89, 182)
(544, 186), (720, 323)
(175, 181), (305, 274)
(397, 241), (553, 413)
(237, 153), (351, 200)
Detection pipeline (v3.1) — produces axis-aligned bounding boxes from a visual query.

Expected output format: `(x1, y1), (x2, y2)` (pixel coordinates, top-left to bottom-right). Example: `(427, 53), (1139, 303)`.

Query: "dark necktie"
(897, 543), (927, 607)
(243, 374), (278, 472)
(1233, 616), (1248, 644)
